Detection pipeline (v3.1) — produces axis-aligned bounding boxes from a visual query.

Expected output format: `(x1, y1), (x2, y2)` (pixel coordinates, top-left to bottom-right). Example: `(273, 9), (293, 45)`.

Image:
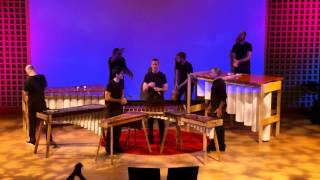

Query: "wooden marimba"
(124, 101), (186, 121)
(95, 112), (151, 164)
(34, 104), (106, 158)
(187, 71), (283, 143)
(162, 111), (223, 163)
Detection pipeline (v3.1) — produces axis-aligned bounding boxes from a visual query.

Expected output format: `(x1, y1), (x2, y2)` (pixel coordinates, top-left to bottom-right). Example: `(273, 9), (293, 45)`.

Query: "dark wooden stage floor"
(0, 112), (319, 179)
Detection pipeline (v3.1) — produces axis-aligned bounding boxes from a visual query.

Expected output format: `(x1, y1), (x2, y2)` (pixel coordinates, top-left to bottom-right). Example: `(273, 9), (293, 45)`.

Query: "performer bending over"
(108, 48), (133, 87)
(105, 67), (127, 153)
(23, 65), (54, 145)
(143, 58), (168, 144)
(174, 52), (193, 104)
(207, 68), (226, 152)
(230, 31), (252, 74)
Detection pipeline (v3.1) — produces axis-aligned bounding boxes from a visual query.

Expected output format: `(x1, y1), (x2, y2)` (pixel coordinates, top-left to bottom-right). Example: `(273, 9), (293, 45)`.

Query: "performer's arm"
(175, 69), (179, 88)
(237, 51), (252, 63)
(143, 82), (155, 92)
(154, 83), (168, 92)
(105, 91), (121, 103)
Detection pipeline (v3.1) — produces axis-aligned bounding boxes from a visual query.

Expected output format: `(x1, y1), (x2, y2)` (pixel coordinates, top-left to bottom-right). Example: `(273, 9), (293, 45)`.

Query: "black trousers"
(177, 85), (193, 105)
(209, 112), (226, 149)
(105, 106), (123, 152)
(28, 105), (51, 143)
(148, 118), (165, 142)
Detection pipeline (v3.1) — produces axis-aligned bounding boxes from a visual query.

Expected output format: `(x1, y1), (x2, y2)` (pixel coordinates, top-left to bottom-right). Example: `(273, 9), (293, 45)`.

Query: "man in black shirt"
(108, 48), (133, 87)
(207, 68), (226, 152)
(105, 67), (127, 153)
(174, 52), (193, 104)
(23, 65), (48, 145)
(143, 58), (168, 144)
(230, 32), (252, 74)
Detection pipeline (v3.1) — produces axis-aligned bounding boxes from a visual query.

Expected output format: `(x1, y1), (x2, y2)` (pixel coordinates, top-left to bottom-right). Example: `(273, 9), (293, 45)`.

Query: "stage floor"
(0, 112), (319, 180)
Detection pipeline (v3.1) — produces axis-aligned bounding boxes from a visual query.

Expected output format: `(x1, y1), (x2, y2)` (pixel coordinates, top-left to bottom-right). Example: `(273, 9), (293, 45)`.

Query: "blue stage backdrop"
(29, 0), (266, 100)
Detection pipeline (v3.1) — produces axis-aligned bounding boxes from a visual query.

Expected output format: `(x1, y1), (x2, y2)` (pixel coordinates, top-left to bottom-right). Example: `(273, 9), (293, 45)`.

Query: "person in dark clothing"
(207, 68), (226, 152)
(174, 52), (193, 104)
(105, 68), (127, 154)
(23, 65), (51, 145)
(230, 32), (252, 74)
(108, 48), (133, 87)
(143, 58), (168, 144)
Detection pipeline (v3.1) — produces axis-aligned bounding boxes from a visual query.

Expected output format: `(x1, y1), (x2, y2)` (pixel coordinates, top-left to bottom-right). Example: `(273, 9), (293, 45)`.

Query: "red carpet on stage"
(102, 129), (204, 155)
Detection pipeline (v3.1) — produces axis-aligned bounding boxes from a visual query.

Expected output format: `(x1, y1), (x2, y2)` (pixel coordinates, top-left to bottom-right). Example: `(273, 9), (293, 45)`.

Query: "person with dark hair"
(143, 58), (168, 144)
(108, 48), (133, 87)
(23, 65), (54, 145)
(66, 163), (86, 180)
(174, 52), (193, 104)
(230, 32), (252, 74)
(105, 68), (127, 153)
(207, 68), (226, 152)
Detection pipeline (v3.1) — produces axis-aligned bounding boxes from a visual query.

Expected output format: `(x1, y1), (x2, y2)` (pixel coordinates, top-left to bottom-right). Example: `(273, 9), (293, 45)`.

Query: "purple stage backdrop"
(29, 0), (266, 99)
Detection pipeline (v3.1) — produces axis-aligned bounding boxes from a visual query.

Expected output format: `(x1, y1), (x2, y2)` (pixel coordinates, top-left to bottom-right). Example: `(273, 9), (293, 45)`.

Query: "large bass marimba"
(187, 71), (283, 143)
(34, 104), (106, 158)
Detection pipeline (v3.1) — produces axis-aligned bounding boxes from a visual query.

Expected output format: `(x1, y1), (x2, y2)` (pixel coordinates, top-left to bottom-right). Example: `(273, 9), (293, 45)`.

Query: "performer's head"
(176, 52), (186, 64)
(151, 58), (160, 73)
(236, 31), (246, 44)
(25, 64), (36, 76)
(112, 67), (124, 80)
(112, 48), (124, 59)
(211, 67), (222, 76)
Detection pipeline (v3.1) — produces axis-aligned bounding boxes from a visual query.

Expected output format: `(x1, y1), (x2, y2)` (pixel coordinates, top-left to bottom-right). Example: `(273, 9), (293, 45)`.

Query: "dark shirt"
(231, 42), (252, 74)
(105, 79), (124, 111)
(175, 61), (193, 86)
(143, 71), (167, 104)
(108, 57), (127, 86)
(210, 78), (227, 112)
(24, 74), (47, 110)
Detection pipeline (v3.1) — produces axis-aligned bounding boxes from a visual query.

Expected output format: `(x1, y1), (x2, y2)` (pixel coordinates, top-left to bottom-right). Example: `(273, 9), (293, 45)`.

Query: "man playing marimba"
(174, 52), (193, 104)
(105, 67), (127, 153)
(23, 65), (54, 145)
(143, 58), (168, 144)
(207, 68), (226, 151)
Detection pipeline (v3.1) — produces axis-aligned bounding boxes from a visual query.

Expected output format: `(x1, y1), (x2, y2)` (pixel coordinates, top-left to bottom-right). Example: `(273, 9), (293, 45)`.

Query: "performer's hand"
(148, 82), (155, 88)
(233, 59), (239, 68)
(120, 97), (127, 105)
(215, 108), (223, 118)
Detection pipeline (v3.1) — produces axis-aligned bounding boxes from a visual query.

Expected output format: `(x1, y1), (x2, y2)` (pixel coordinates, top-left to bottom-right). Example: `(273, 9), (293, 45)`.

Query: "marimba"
(22, 85), (105, 140)
(162, 111), (223, 163)
(34, 104), (106, 158)
(95, 112), (151, 164)
(124, 101), (186, 121)
(187, 71), (283, 143)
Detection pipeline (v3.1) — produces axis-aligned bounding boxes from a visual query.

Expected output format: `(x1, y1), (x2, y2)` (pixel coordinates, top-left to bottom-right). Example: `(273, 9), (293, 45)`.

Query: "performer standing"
(230, 32), (252, 74)
(105, 67), (127, 153)
(174, 52), (193, 104)
(23, 65), (49, 145)
(143, 58), (168, 144)
(207, 68), (226, 152)
(108, 48), (133, 86)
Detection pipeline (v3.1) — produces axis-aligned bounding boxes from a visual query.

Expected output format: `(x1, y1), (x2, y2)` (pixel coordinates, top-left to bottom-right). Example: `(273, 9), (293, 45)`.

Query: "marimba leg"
(46, 118), (52, 158)
(126, 128), (131, 149)
(141, 118), (152, 153)
(34, 120), (44, 154)
(203, 129), (207, 163)
(213, 128), (221, 161)
(95, 127), (104, 161)
(160, 121), (169, 154)
(110, 126), (114, 165)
